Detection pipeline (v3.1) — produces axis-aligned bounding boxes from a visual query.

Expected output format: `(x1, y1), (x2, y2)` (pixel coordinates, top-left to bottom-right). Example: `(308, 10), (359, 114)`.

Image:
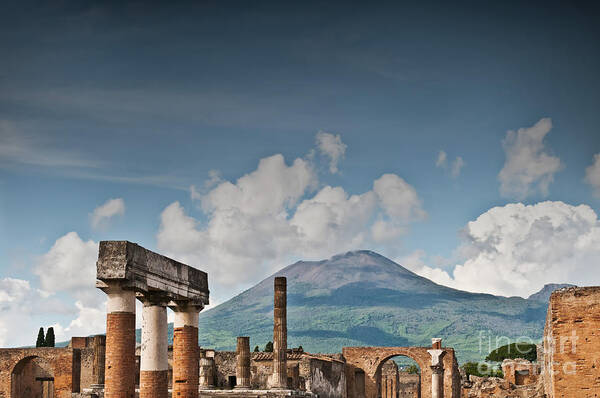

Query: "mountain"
(527, 283), (576, 302)
(189, 250), (552, 363)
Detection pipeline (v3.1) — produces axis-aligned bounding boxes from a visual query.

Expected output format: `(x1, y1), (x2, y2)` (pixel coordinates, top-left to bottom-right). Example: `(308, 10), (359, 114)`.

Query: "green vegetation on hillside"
(486, 342), (537, 362)
(134, 251), (554, 363)
(463, 362), (503, 378)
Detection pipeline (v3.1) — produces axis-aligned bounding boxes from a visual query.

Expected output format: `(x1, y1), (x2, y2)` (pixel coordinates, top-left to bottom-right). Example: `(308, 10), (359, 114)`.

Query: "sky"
(1, 0), (600, 347)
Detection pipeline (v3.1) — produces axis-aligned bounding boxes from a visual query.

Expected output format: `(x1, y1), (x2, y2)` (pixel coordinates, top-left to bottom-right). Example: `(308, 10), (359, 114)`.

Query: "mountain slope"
(193, 250), (550, 363)
(527, 283), (576, 302)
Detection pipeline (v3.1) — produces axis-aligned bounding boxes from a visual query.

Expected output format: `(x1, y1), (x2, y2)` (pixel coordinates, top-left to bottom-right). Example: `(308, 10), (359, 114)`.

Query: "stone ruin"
(2, 242), (600, 398)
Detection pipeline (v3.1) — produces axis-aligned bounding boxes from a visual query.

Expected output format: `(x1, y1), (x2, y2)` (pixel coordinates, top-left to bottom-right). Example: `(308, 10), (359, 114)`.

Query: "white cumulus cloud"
(34, 232), (98, 296)
(157, 152), (425, 299)
(409, 201), (600, 297)
(90, 198), (125, 229)
(498, 118), (563, 199)
(584, 153), (600, 198)
(315, 131), (347, 174)
(1, 232), (106, 347)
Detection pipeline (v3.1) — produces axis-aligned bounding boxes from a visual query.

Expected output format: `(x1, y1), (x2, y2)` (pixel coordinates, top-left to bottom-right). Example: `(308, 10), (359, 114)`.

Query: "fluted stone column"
(272, 277), (287, 389)
(428, 338), (446, 398)
(172, 303), (202, 398)
(140, 297), (169, 398)
(199, 351), (215, 389)
(104, 284), (136, 398)
(90, 334), (106, 390)
(235, 337), (251, 389)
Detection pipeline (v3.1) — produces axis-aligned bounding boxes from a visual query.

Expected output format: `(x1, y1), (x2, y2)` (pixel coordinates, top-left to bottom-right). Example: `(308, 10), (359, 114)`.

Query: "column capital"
(427, 349), (446, 367)
(430, 364), (444, 375)
(169, 299), (205, 312)
(137, 292), (170, 307)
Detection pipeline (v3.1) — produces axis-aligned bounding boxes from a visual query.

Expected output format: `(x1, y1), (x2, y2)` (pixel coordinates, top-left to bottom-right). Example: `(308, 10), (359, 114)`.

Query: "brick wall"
(0, 348), (77, 398)
(543, 287), (600, 398)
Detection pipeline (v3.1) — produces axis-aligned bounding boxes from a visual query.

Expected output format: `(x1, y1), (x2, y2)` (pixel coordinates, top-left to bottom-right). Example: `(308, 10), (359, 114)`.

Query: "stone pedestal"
(172, 303), (202, 398)
(235, 337), (251, 389)
(272, 277), (288, 389)
(104, 285), (136, 398)
(140, 300), (168, 398)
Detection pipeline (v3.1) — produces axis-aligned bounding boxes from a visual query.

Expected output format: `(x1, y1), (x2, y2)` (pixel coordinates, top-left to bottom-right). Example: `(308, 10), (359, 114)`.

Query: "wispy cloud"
(436, 150), (465, 178)
(498, 118), (563, 199)
(90, 198), (125, 229)
(0, 120), (100, 169)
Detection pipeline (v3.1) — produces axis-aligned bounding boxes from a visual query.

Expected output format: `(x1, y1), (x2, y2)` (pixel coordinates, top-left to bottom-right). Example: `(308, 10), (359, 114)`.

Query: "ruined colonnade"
(96, 241), (209, 398)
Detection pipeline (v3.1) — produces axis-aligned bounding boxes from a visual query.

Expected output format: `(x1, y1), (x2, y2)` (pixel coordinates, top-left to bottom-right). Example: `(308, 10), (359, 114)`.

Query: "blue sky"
(1, 0), (600, 347)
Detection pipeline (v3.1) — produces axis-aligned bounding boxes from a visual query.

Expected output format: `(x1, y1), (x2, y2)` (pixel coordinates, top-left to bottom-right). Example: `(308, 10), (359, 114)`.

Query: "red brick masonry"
(173, 325), (199, 398)
(140, 370), (169, 398)
(105, 312), (136, 398)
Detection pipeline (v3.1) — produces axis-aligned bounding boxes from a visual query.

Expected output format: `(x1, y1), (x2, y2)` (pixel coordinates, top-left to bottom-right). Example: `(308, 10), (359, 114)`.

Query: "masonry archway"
(342, 346), (460, 398)
(0, 348), (80, 398)
(377, 355), (421, 398)
(11, 356), (54, 398)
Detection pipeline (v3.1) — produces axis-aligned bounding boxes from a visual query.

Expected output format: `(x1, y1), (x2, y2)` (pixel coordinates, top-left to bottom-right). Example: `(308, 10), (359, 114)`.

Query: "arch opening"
(377, 356), (421, 398)
(11, 355), (54, 398)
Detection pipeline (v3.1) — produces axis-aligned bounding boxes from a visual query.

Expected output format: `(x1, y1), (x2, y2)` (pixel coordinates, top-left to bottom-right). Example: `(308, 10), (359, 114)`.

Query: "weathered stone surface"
(543, 286), (600, 398)
(96, 241), (209, 305)
(236, 337), (251, 388)
(272, 277), (287, 389)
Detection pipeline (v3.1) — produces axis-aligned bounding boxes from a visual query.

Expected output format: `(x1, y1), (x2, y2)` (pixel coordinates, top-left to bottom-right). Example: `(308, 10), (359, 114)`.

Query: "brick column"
(272, 277), (287, 389)
(235, 337), (251, 389)
(104, 285), (136, 398)
(91, 334), (106, 390)
(172, 303), (202, 398)
(140, 298), (169, 398)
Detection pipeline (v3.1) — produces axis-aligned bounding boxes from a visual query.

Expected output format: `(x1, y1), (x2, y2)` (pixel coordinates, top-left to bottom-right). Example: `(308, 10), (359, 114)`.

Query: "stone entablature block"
(96, 240), (209, 305)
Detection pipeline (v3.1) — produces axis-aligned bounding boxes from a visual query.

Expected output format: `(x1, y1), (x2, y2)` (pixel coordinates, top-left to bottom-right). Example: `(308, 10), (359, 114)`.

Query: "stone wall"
(304, 356), (346, 398)
(214, 351), (237, 388)
(397, 372), (419, 398)
(542, 286), (600, 398)
(501, 359), (539, 386)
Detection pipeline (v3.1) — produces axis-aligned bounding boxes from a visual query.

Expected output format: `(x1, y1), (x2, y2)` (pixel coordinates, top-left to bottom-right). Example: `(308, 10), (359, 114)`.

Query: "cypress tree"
(265, 341), (273, 352)
(254, 345), (260, 352)
(36, 327), (45, 347)
(45, 327), (55, 347)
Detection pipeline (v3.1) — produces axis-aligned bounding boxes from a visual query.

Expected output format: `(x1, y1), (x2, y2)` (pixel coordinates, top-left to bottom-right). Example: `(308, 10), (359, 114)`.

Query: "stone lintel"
(96, 240), (209, 304)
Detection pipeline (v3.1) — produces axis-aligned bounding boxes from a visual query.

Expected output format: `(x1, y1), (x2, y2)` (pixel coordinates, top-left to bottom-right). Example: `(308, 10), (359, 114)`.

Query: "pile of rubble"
(462, 376), (545, 398)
